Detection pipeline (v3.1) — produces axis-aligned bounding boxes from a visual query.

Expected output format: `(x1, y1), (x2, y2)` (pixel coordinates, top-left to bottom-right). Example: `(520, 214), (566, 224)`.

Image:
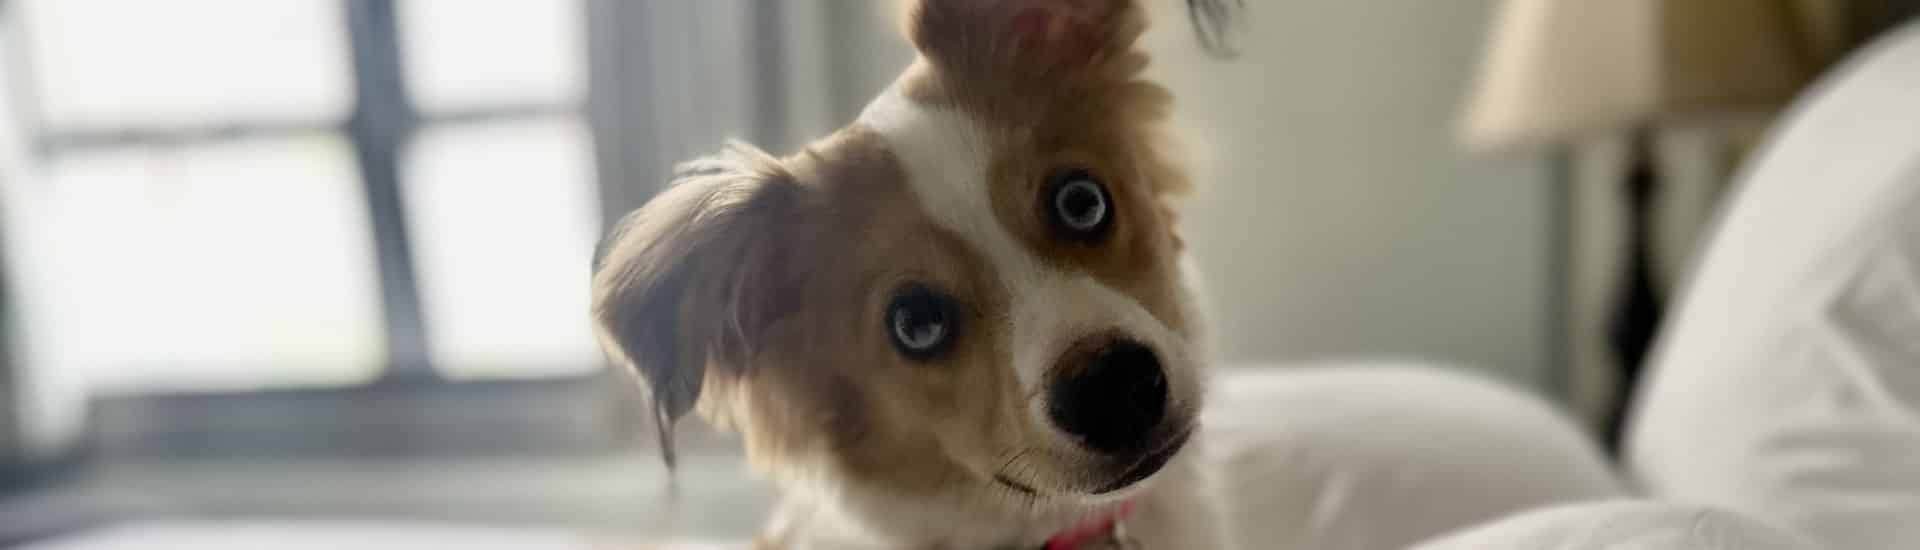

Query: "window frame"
(0, 0), (873, 465)
(0, 0), (644, 462)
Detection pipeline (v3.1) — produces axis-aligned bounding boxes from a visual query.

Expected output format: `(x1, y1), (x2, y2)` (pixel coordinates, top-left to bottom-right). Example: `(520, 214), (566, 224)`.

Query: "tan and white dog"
(593, 1), (1235, 548)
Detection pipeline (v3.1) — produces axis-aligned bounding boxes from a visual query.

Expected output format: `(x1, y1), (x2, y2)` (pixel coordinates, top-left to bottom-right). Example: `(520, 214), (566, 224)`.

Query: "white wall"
(1142, 1), (1552, 386)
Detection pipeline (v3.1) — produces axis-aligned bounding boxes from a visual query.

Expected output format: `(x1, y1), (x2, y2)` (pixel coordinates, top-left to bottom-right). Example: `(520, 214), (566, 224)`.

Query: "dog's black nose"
(1048, 339), (1168, 454)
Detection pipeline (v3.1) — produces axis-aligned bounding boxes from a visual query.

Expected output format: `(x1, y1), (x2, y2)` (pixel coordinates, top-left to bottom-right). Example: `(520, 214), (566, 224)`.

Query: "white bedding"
(1626, 21), (1920, 550)
(1411, 501), (1816, 550)
(1205, 365), (1623, 550)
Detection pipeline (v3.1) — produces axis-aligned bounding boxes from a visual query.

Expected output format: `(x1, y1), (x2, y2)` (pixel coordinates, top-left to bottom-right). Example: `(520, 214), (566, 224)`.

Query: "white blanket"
(1626, 21), (1920, 550)
(1206, 365), (1623, 550)
(1412, 501), (1816, 550)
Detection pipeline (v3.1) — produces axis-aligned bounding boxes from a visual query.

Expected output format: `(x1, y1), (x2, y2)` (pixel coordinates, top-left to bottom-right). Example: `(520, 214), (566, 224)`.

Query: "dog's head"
(594, 0), (1210, 532)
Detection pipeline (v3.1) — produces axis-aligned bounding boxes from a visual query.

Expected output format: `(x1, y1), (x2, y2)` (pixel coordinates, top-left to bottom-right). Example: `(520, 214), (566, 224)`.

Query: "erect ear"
(907, 0), (1149, 80)
(592, 144), (802, 448)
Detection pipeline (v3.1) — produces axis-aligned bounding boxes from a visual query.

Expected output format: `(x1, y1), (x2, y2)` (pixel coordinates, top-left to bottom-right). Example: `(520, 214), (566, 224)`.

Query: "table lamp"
(1458, 0), (1824, 448)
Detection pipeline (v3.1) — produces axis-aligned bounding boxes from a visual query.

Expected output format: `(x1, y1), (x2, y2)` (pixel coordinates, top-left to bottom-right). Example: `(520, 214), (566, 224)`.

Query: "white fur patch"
(857, 88), (1192, 397)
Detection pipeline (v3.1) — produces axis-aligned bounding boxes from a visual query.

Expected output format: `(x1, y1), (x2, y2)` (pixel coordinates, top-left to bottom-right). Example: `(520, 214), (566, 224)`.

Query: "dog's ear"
(906, 0), (1149, 81)
(592, 144), (802, 451)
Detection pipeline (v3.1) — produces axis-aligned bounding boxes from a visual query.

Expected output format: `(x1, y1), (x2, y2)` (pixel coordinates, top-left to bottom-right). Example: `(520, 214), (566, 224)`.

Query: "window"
(10, 0), (382, 394)
(398, 0), (585, 111)
(1, 0), (601, 452)
(395, 0), (598, 380)
(405, 119), (600, 380)
(26, 136), (386, 392)
(22, 0), (352, 130)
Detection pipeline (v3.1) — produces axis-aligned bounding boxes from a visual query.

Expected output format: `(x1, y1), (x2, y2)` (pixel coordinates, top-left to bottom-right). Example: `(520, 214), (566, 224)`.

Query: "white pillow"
(1206, 364), (1623, 550)
(1625, 22), (1920, 550)
(1410, 501), (1816, 550)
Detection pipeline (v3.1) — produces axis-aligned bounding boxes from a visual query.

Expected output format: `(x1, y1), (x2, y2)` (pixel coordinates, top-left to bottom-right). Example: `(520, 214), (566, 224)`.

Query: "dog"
(593, 1), (1237, 547)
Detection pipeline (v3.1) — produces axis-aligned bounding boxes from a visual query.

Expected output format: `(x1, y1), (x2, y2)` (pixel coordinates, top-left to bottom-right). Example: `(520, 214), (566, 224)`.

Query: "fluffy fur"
(592, 1), (1230, 548)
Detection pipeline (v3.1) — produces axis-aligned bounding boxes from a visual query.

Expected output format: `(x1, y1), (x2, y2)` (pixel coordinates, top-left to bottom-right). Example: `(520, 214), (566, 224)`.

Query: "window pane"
(6, 135), (385, 393)
(404, 118), (601, 379)
(399, 0), (586, 112)
(19, 0), (351, 129)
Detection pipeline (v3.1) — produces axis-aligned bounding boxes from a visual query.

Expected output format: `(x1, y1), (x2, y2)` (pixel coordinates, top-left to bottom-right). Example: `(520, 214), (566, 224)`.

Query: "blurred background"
(0, 0), (1912, 546)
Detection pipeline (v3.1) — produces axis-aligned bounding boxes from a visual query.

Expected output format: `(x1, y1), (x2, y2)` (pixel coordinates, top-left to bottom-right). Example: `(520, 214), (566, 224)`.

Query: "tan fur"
(592, 1), (1215, 547)
(899, 0), (1195, 338)
(700, 128), (1033, 502)
(593, 144), (801, 422)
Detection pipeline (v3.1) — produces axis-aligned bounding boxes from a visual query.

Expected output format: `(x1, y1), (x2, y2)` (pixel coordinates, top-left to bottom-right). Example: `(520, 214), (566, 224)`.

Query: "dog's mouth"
(995, 424), (1195, 498)
(1092, 425), (1193, 495)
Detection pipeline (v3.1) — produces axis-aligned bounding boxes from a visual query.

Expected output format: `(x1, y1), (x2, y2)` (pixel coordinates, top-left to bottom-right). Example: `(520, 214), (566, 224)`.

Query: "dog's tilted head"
(593, 0), (1208, 535)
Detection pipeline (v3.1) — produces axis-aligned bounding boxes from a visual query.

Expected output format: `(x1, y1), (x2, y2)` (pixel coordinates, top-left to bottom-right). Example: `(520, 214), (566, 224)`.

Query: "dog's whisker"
(996, 447), (1033, 475)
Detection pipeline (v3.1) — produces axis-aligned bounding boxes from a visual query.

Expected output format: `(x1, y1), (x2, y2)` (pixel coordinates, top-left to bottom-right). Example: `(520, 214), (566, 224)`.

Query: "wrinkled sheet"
(1205, 365), (1624, 550)
(1626, 22), (1920, 550)
(1411, 501), (1816, 550)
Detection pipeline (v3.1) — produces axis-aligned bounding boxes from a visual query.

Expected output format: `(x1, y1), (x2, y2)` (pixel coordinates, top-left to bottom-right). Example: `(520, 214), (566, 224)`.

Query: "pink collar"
(1043, 501), (1137, 550)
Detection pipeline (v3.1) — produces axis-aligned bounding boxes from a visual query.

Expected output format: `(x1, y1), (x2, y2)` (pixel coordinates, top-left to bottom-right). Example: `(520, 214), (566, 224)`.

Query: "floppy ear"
(907, 0), (1149, 81)
(592, 144), (801, 459)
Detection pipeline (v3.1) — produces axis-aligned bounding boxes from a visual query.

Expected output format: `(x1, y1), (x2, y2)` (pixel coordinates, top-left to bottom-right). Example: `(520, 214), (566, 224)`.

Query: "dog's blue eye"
(887, 285), (958, 360)
(1046, 170), (1112, 240)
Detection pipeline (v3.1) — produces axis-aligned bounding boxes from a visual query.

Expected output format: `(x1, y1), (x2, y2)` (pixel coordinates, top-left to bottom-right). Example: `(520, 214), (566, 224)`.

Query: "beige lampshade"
(1460, 0), (1821, 152)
